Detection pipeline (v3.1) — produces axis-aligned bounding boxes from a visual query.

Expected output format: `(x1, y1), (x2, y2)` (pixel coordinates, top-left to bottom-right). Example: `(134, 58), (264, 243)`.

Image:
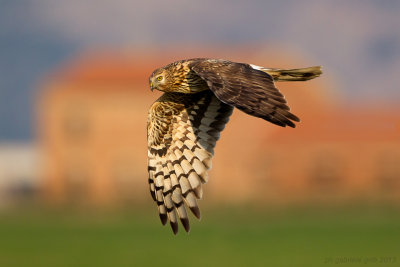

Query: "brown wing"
(147, 91), (233, 234)
(190, 59), (300, 127)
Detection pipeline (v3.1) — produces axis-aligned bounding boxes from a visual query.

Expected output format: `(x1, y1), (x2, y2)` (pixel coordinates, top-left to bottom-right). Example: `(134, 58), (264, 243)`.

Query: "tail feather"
(260, 66), (322, 82)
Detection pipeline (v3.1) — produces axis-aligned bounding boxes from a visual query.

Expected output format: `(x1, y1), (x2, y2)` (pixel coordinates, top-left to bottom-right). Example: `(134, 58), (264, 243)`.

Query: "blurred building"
(38, 52), (154, 205)
(251, 107), (400, 203)
(37, 48), (400, 206)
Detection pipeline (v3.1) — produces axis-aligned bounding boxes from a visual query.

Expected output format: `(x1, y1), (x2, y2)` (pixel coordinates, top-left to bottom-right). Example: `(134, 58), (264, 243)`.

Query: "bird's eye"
(157, 76), (163, 81)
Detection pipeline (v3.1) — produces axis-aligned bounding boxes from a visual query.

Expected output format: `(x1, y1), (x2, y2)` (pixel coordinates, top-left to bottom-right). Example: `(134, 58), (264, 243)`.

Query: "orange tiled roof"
(46, 46), (310, 86)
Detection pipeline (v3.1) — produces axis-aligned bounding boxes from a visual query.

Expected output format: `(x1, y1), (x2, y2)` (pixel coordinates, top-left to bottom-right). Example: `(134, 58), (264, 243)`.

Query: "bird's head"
(149, 68), (169, 92)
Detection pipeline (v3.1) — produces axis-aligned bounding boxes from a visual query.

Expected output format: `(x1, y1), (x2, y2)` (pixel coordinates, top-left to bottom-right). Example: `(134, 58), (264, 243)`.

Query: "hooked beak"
(150, 81), (154, 91)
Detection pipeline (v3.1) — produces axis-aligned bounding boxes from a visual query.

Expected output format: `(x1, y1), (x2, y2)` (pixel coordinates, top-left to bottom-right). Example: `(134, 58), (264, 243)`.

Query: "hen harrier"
(147, 58), (322, 234)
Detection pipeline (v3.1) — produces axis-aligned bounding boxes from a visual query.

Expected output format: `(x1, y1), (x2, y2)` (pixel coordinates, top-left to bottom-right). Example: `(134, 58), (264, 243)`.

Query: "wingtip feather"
(181, 217), (191, 233)
(190, 206), (201, 219)
(159, 213), (168, 225)
(170, 221), (179, 235)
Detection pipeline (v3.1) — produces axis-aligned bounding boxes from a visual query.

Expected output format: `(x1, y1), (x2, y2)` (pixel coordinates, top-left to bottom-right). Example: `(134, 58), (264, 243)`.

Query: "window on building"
(111, 158), (140, 203)
(63, 102), (90, 141)
(309, 152), (344, 193)
(64, 164), (89, 203)
(375, 152), (400, 193)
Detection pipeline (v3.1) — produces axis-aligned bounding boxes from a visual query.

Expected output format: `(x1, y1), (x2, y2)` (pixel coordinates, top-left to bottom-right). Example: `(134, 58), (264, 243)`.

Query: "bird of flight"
(147, 58), (322, 234)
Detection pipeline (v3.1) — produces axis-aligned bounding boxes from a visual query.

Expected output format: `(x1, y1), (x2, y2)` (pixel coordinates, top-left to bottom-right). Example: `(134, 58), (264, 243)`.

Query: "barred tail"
(260, 66), (322, 82)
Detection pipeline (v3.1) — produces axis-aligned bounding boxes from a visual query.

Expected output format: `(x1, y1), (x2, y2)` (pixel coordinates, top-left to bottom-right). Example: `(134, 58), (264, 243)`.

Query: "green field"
(0, 204), (399, 267)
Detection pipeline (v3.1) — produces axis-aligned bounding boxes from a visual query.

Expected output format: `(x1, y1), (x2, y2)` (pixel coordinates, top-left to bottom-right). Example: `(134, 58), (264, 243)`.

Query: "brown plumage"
(147, 58), (322, 234)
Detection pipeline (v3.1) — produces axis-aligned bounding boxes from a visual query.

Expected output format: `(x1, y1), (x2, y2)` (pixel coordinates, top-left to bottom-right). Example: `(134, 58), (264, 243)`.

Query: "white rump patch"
(250, 64), (264, 70)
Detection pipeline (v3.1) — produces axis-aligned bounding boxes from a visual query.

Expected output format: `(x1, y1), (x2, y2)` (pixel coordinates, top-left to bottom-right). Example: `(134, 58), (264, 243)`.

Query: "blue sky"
(1, 0), (399, 140)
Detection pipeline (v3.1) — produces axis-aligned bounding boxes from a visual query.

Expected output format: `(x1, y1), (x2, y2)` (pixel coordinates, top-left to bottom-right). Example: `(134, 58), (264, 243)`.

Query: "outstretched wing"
(190, 59), (300, 127)
(147, 91), (233, 234)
